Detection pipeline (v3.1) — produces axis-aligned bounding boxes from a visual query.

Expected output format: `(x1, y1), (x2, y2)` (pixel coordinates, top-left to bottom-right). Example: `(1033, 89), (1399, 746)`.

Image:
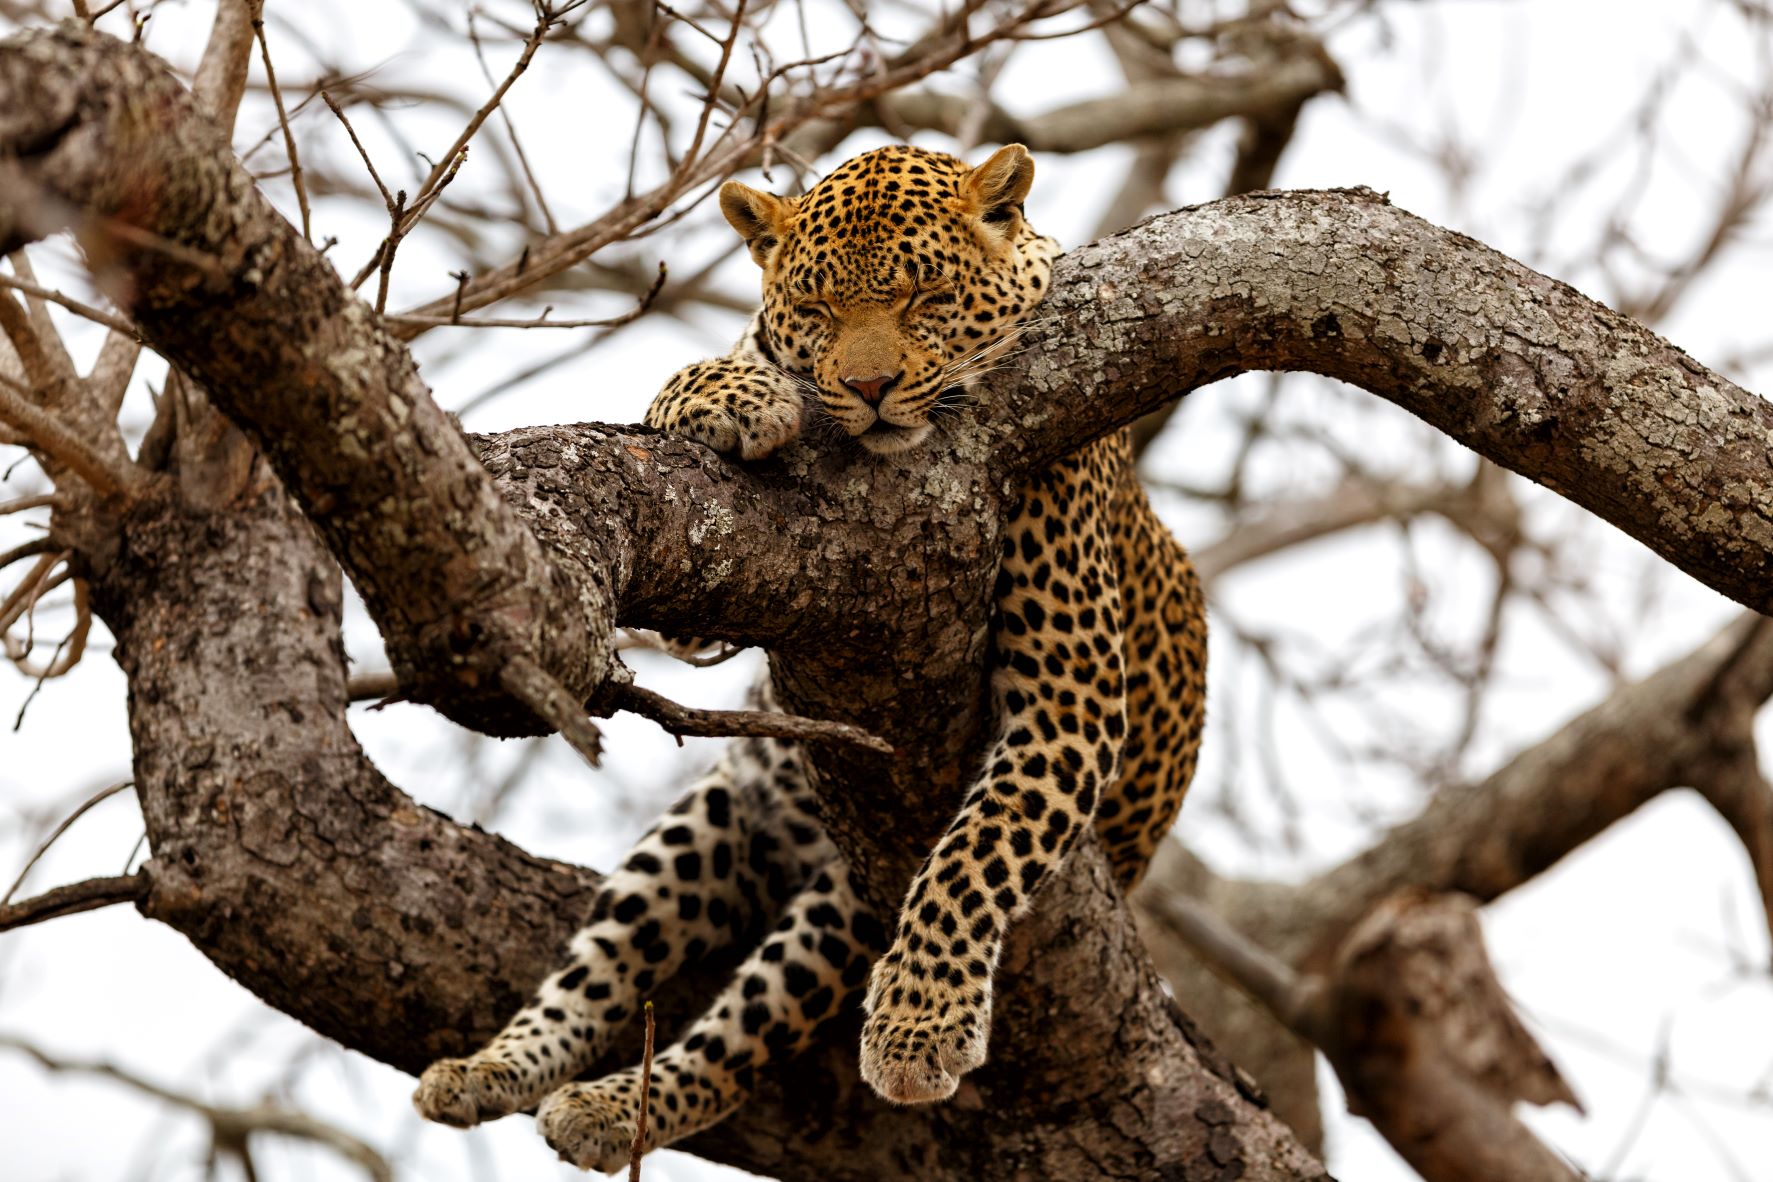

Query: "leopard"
(413, 142), (1207, 1173)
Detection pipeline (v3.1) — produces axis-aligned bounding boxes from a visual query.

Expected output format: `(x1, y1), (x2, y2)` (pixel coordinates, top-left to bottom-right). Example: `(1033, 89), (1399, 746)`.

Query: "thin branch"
(372, 189), (407, 313)
(629, 1000), (655, 1179)
(467, 8), (557, 236)
(0, 871), (146, 931)
(7, 572), (91, 680)
(1137, 882), (1321, 1038)
(500, 652), (605, 767)
(86, 323), (141, 414)
(0, 549), (58, 636)
(0, 283), (67, 397)
(1, 778), (133, 906)
(251, 16), (311, 241)
(0, 272), (139, 338)
(349, 668), (893, 755)
(606, 681), (893, 755)
(321, 90), (393, 209)
(2, 251), (78, 391)
(0, 538), (53, 570)
(1008, 0), (1149, 42)
(0, 1035), (392, 1181)
(0, 372), (138, 499)
(345, 671), (398, 701)
(410, 4), (552, 213)
(679, 0), (750, 174)
(383, 262), (666, 331)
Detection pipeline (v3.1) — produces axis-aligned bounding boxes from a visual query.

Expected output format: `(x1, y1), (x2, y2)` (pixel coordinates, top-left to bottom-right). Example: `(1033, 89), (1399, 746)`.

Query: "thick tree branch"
(1139, 611), (1773, 976)
(6, 22), (1772, 1181)
(7, 26), (1771, 747)
(0, 22), (612, 736)
(1132, 608), (1773, 1156)
(87, 475), (1320, 1182)
(1315, 892), (1582, 1182)
(1143, 887), (1584, 1182)
(994, 189), (1773, 614)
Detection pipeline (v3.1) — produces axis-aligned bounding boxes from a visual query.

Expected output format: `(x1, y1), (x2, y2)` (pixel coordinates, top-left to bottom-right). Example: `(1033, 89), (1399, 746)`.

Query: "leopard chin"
(857, 421), (933, 455)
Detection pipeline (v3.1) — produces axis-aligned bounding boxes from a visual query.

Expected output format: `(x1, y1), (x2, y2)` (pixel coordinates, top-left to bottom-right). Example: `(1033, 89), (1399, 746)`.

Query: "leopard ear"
(964, 143), (1035, 230)
(720, 181), (793, 266)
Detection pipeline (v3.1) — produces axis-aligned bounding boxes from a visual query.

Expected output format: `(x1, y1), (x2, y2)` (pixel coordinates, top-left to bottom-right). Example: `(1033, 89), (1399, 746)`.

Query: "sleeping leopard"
(413, 143), (1208, 1172)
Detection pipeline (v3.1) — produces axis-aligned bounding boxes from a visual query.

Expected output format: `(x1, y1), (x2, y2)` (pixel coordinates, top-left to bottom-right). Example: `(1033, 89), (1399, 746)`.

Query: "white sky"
(3, 2), (1773, 1180)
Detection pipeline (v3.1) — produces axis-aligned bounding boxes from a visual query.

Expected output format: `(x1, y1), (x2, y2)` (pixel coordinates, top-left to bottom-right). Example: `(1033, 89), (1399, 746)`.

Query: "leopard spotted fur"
(414, 143), (1207, 1173)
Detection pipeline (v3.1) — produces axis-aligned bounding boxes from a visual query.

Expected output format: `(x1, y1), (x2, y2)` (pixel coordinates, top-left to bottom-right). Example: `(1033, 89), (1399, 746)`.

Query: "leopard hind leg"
(535, 860), (883, 1172)
(413, 730), (824, 1126)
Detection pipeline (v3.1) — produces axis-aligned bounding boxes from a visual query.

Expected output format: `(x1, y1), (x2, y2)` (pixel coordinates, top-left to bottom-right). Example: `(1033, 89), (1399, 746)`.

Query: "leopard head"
(719, 143), (1058, 455)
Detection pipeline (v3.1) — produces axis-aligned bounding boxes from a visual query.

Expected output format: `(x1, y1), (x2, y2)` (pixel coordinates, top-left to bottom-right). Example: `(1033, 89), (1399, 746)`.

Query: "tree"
(2, 2), (1770, 1180)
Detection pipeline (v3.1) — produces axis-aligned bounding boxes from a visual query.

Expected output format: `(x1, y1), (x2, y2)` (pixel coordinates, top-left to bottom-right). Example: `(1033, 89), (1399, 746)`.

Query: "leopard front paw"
(535, 1080), (643, 1174)
(645, 359), (804, 461)
(412, 1056), (533, 1127)
(858, 959), (991, 1104)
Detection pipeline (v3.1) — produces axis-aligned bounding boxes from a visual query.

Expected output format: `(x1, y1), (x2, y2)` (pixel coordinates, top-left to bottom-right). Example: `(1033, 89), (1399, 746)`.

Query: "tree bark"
(5, 21), (1771, 1181)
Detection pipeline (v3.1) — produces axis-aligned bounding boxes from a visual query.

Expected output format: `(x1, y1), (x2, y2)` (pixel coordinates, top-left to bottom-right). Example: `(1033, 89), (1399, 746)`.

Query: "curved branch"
(7, 26), (1770, 743)
(994, 188), (1773, 614)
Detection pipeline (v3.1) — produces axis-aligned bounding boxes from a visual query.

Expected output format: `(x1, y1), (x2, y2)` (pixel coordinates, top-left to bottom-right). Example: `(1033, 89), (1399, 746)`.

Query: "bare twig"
(349, 666), (892, 755)
(357, 153), (465, 306)
(0, 872), (146, 931)
(0, 284), (69, 397)
(630, 999), (655, 1179)
(372, 189), (408, 313)
(0, 538), (53, 571)
(251, 15), (311, 241)
(0, 273), (138, 338)
(345, 671), (398, 702)
(0, 373), (138, 499)
(410, 4), (552, 213)
(7, 572), (90, 679)
(383, 262), (666, 331)
(321, 90), (393, 209)
(468, 8), (557, 236)
(0, 549), (60, 636)
(606, 681), (893, 754)
(1009, 0), (1150, 42)
(679, 0), (750, 173)
(1, 778), (133, 906)
(499, 652), (605, 767)
(0, 1035), (392, 1180)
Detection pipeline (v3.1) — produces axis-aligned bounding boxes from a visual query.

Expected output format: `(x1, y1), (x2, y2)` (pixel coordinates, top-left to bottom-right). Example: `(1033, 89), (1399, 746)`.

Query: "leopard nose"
(842, 372), (901, 405)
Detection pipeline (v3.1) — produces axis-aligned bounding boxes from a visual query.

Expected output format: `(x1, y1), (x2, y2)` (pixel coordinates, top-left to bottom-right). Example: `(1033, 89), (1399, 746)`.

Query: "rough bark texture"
(1129, 612), (1773, 1161)
(0, 22), (609, 736)
(999, 194), (1773, 614)
(94, 468), (1315, 1181)
(1150, 614), (1773, 969)
(1315, 892), (1581, 1182)
(6, 21), (1772, 1182)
